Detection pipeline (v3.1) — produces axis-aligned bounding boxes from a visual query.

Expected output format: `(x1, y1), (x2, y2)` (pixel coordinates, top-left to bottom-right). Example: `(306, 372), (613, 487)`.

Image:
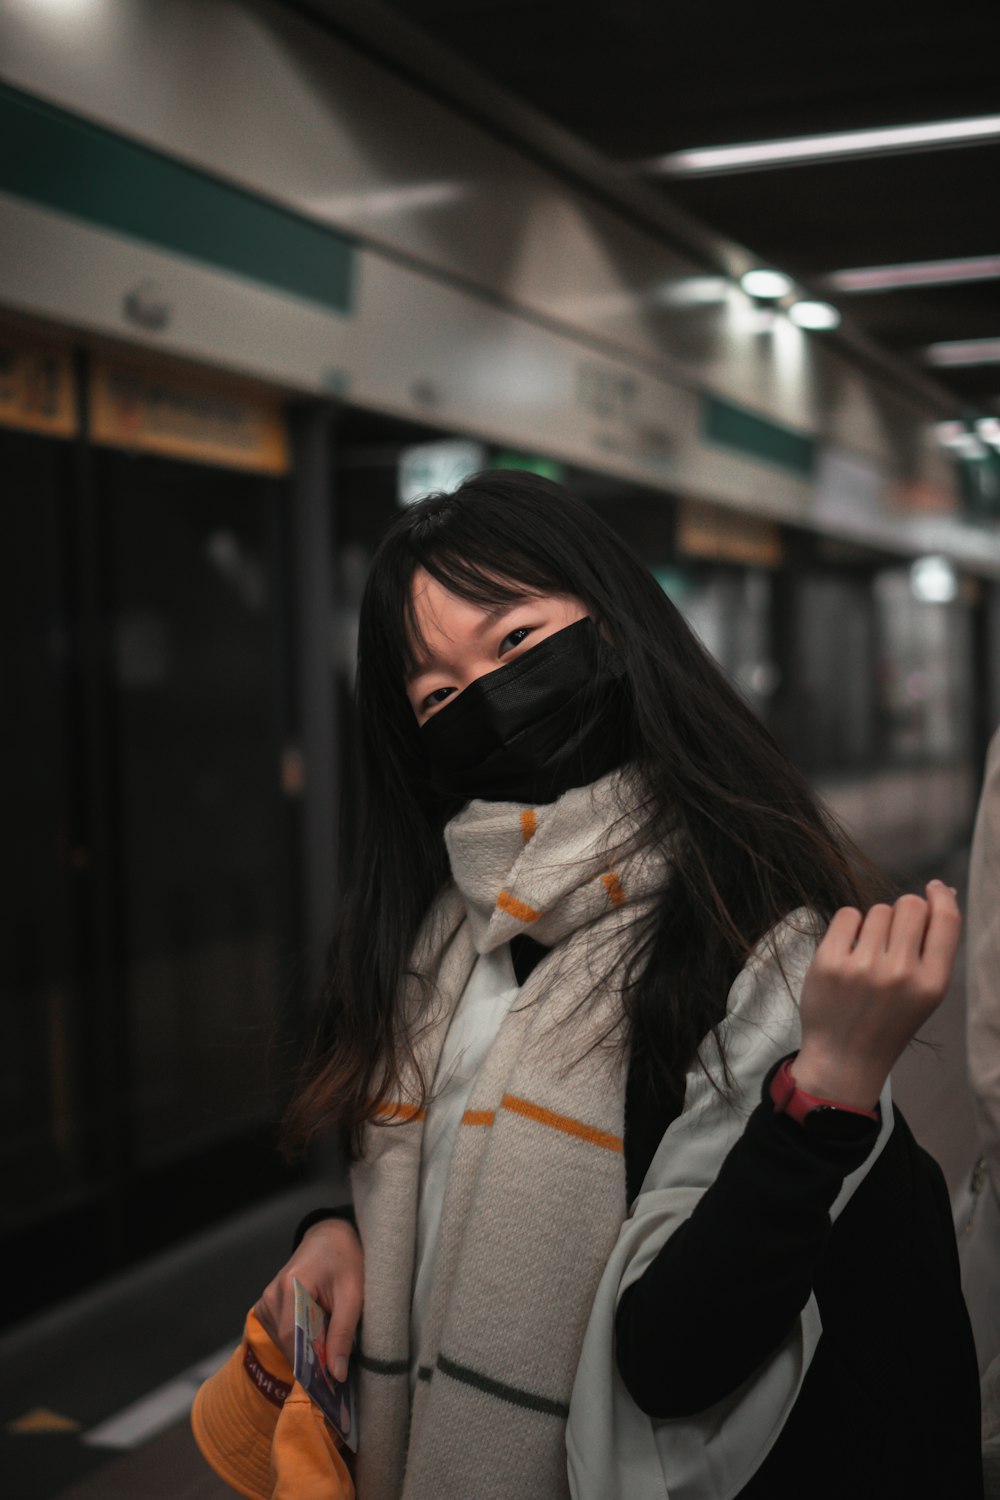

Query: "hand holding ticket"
(292, 1278), (358, 1452)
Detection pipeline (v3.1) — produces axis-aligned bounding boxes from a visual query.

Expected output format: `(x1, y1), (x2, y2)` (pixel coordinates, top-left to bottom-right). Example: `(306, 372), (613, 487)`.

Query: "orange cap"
(191, 1309), (354, 1500)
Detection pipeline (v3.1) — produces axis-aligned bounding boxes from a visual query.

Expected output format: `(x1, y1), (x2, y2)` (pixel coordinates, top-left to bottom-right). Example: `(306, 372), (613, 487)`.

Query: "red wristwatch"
(769, 1056), (880, 1128)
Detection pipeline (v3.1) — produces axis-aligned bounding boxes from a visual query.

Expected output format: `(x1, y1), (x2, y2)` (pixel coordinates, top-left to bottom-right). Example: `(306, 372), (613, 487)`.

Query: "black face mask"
(419, 616), (633, 805)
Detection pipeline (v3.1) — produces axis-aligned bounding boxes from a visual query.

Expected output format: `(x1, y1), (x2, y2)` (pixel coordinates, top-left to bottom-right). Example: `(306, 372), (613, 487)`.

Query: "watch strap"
(769, 1056), (880, 1126)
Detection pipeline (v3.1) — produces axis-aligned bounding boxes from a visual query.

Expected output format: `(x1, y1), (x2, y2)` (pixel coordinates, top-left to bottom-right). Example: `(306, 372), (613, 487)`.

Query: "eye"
(421, 685), (455, 714)
(499, 625), (533, 655)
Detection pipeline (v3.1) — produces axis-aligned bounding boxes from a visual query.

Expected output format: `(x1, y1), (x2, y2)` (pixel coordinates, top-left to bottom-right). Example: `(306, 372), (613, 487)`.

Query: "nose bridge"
(455, 641), (500, 693)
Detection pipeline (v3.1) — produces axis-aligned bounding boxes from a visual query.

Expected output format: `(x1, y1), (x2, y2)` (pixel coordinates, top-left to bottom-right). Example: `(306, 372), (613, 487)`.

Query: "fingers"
(883, 893), (931, 963)
(253, 1284), (297, 1368)
(253, 1220), (365, 1384)
(876, 883), (960, 991)
(919, 879), (962, 992)
(325, 1326), (359, 1380)
(326, 1287), (363, 1383)
(817, 905), (863, 957)
(851, 903), (892, 962)
(826, 883), (960, 1002)
(799, 884), (960, 1106)
(255, 1274), (354, 1379)
(251, 1296), (277, 1346)
(830, 885), (959, 975)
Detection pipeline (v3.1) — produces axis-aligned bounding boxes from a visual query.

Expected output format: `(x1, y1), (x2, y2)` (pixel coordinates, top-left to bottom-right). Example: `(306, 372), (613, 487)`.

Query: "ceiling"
(289, 0), (1000, 416)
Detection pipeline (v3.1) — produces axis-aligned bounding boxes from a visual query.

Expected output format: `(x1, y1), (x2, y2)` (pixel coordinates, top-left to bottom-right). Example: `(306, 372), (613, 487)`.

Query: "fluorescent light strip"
(641, 115), (1000, 176)
(741, 269), (793, 298)
(789, 301), (841, 330)
(827, 255), (1000, 293)
(925, 338), (1000, 367)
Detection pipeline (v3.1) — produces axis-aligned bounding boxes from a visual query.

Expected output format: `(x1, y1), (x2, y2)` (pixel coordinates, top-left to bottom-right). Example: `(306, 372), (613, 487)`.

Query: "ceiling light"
(20, 0), (98, 11)
(826, 254), (1000, 293)
(313, 181), (466, 218)
(658, 275), (730, 306)
(788, 301), (841, 330)
(910, 555), (958, 605)
(925, 339), (1000, 367)
(740, 269), (793, 299)
(639, 114), (1000, 177)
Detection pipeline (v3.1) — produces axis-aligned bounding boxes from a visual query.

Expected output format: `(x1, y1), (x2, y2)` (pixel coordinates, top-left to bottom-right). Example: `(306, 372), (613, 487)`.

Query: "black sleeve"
(615, 1064), (879, 1418)
(293, 1203), (358, 1251)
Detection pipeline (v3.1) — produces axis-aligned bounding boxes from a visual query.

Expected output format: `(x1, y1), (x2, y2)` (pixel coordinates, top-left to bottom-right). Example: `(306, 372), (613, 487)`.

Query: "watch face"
(800, 1105), (879, 1142)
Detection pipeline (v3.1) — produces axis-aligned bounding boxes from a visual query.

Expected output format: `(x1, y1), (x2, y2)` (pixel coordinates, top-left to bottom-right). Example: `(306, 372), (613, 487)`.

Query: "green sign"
(702, 396), (815, 478)
(0, 82), (355, 316)
(492, 451), (566, 483)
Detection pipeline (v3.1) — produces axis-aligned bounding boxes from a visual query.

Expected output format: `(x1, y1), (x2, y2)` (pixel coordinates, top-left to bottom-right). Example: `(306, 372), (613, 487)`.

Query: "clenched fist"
(793, 880), (961, 1111)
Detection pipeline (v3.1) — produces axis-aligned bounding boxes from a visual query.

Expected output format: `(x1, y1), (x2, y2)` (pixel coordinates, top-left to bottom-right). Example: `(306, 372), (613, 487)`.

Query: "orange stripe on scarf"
(500, 1093), (623, 1153)
(520, 809), (537, 844)
(462, 1109), (496, 1127)
(601, 871), (626, 908)
(371, 1100), (426, 1123)
(496, 890), (542, 923)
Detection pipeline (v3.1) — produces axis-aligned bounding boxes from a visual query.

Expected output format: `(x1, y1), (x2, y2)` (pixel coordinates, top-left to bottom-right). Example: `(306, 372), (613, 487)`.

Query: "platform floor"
(44, 1418), (228, 1500)
(0, 1180), (338, 1500)
(1, 849), (984, 1500)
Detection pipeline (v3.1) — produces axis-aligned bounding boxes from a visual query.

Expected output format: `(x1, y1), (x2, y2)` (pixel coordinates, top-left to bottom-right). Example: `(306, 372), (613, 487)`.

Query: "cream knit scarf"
(351, 768), (670, 1500)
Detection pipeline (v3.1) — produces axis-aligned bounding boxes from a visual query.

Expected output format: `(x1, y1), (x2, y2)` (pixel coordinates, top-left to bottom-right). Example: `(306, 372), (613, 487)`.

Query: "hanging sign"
(677, 499), (782, 568)
(892, 477), (959, 516)
(89, 358), (289, 474)
(0, 337), (76, 437)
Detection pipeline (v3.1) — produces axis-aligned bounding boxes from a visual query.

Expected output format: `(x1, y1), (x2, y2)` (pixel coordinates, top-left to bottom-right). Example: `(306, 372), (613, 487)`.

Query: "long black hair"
(284, 470), (886, 1157)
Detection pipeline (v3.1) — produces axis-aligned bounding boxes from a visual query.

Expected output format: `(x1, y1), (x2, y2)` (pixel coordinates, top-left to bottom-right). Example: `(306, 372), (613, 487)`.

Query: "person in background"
(964, 725), (1000, 1364)
(961, 724), (1000, 1495)
(248, 473), (980, 1499)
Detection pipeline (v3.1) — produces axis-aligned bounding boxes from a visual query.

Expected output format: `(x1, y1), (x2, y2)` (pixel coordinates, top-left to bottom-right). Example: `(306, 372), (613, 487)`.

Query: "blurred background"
(2, 1), (999, 1493)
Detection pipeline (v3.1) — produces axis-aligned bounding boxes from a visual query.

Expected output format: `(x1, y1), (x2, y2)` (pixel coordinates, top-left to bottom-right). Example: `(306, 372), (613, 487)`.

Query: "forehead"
(405, 567), (533, 674)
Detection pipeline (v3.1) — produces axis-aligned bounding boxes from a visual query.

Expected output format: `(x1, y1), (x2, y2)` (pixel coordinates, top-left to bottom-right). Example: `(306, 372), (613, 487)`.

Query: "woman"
(257, 472), (980, 1498)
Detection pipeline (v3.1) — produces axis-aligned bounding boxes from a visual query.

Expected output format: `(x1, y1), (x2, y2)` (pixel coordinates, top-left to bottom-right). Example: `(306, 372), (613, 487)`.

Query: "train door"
(91, 446), (302, 1256)
(3, 340), (305, 1326)
(2, 419), (87, 1320)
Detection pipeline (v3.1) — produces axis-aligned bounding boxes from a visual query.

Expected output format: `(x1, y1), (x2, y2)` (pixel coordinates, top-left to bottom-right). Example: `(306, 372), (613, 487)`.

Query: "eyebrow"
(406, 596), (532, 683)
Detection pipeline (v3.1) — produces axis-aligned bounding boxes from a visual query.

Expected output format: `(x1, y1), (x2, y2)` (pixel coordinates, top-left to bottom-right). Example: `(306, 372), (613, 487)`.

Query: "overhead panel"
(0, 82), (355, 317)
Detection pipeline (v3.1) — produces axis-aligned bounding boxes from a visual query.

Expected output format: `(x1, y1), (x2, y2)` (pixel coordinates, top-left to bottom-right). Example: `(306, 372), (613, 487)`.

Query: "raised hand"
(793, 880), (961, 1111)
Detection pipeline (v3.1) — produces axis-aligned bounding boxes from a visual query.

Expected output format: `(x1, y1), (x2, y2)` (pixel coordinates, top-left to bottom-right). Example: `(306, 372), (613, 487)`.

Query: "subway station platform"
(3, 2), (999, 1494)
